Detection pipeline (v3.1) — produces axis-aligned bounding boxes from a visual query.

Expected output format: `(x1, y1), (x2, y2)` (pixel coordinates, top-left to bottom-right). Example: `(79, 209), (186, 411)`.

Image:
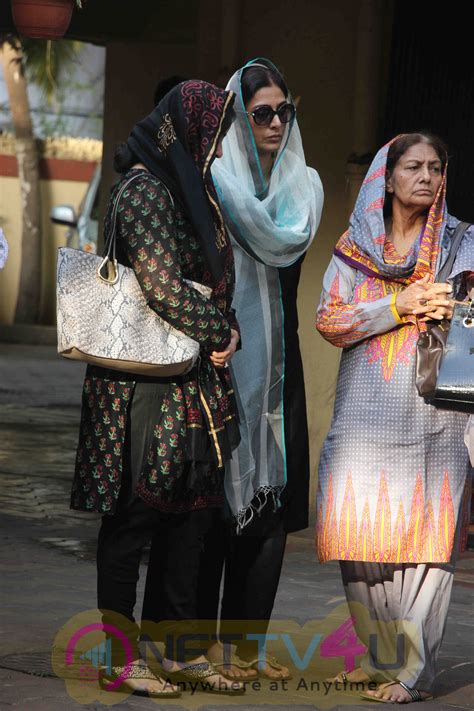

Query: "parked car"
(50, 165), (101, 253)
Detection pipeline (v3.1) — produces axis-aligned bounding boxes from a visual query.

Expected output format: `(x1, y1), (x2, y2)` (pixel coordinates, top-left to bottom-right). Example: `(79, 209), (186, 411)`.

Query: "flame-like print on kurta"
(316, 470), (462, 563)
(406, 473), (425, 563)
(329, 503), (339, 560)
(338, 472), (357, 559)
(373, 472), (392, 562)
(392, 500), (407, 563)
(422, 499), (439, 562)
(437, 472), (455, 561)
(356, 499), (373, 561)
(318, 474), (334, 561)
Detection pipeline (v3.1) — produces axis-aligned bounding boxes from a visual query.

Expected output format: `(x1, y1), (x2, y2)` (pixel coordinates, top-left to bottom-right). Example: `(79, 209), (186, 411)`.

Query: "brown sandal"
(164, 661), (246, 695)
(247, 655), (292, 680)
(210, 653), (258, 681)
(326, 666), (370, 684)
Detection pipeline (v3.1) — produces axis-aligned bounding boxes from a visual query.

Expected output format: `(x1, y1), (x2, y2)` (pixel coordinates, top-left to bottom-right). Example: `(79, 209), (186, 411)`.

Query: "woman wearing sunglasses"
(198, 58), (324, 680)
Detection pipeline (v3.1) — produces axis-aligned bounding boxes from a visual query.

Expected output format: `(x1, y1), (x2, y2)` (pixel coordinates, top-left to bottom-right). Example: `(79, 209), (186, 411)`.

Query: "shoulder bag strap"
(99, 172), (174, 284)
(437, 221), (471, 283)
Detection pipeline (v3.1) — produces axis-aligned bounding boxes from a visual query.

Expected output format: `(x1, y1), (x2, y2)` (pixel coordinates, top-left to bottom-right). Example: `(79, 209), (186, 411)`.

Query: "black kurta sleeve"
(117, 175), (232, 351)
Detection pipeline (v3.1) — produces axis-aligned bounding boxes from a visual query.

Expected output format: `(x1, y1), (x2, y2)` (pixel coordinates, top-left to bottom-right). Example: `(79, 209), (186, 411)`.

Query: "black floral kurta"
(71, 170), (239, 515)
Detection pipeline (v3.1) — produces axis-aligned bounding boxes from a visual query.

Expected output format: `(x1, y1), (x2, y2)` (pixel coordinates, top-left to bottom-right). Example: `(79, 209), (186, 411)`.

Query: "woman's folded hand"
(209, 329), (240, 368)
(395, 274), (432, 316)
(412, 281), (454, 321)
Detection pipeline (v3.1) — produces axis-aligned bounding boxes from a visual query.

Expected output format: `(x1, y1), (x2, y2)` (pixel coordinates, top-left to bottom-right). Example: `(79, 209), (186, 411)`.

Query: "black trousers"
(97, 498), (215, 663)
(197, 520), (287, 659)
(96, 378), (221, 664)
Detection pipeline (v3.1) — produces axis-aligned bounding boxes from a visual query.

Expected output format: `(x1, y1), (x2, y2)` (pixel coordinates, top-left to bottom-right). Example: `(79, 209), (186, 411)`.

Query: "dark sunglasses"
(246, 102), (296, 127)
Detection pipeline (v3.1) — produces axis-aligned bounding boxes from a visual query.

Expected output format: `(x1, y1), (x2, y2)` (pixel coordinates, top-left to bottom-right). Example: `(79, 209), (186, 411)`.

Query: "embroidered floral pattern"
(156, 113), (177, 154)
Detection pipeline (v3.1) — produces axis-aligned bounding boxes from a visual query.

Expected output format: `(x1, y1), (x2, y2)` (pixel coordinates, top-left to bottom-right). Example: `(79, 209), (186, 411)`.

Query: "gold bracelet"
(390, 293), (403, 324)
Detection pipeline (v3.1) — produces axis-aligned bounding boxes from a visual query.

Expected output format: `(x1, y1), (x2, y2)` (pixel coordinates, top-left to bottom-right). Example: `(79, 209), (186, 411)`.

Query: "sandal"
(99, 661), (181, 698)
(360, 680), (433, 703)
(164, 661), (246, 695)
(246, 654), (292, 680)
(210, 652), (258, 680)
(326, 666), (371, 684)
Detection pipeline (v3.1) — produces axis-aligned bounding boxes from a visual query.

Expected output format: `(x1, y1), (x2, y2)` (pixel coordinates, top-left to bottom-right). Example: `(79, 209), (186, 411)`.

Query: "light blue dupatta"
(212, 58), (323, 530)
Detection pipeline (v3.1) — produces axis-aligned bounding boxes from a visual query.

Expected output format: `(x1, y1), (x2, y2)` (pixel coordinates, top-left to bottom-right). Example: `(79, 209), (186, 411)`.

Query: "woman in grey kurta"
(316, 134), (473, 703)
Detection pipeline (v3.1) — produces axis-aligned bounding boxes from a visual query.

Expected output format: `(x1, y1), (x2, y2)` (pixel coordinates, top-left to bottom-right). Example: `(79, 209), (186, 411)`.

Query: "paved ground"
(0, 344), (473, 710)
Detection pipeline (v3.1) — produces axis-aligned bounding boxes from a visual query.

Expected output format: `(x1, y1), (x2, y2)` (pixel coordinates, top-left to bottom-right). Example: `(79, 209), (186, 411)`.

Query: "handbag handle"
(98, 171), (174, 284)
(436, 221), (471, 283)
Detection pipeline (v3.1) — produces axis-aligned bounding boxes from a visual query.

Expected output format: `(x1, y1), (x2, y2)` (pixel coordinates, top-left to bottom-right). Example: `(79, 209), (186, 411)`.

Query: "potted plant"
(11, 0), (83, 40)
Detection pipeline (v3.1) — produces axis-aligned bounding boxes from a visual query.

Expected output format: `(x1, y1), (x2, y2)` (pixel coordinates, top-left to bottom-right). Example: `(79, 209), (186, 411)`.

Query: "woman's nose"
(270, 113), (282, 128)
(420, 165), (431, 181)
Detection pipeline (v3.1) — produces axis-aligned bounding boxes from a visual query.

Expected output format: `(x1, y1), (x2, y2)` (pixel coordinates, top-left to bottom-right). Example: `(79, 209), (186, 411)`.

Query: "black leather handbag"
(430, 299), (474, 412)
(415, 221), (474, 412)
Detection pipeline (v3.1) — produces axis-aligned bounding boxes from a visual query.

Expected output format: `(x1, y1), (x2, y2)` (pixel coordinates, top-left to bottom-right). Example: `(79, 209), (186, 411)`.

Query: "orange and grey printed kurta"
(315, 214), (473, 564)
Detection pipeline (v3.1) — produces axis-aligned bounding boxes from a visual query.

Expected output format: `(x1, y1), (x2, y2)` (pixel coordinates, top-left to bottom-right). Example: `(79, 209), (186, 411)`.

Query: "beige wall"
(0, 176), (90, 325)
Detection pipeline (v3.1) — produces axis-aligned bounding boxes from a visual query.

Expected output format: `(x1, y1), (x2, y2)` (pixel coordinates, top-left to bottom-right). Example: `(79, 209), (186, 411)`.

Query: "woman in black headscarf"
(71, 81), (244, 697)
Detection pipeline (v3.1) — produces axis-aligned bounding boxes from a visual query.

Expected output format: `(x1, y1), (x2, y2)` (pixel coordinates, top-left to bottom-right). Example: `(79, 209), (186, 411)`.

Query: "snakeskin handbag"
(57, 174), (211, 376)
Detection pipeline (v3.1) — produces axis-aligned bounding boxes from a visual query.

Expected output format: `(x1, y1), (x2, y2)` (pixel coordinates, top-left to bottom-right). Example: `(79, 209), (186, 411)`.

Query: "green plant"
(22, 39), (81, 101)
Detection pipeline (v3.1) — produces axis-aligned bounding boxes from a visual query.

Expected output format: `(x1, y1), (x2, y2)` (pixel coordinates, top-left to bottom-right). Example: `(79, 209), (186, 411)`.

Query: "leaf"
(21, 39), (82, 104)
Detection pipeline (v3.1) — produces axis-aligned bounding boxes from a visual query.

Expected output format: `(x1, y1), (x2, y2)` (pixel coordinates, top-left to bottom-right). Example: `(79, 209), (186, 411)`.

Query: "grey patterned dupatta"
(212, 58), (323, 530)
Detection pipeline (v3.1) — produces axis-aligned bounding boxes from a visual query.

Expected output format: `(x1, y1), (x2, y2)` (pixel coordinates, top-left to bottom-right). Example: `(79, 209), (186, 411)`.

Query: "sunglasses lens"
(250, 104), (295, 126)
(252, 107), (274, 126)
(278, 104), (295, 123)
